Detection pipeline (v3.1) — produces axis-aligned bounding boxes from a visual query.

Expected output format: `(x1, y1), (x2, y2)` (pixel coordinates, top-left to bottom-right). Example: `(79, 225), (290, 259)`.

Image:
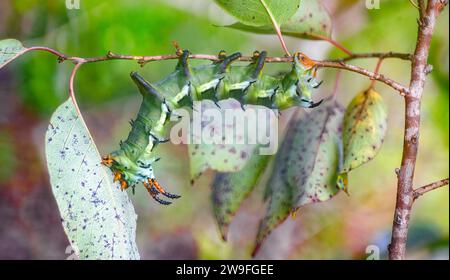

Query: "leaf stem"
(306, 33), (353, 56)
(331, 70), (341, 100)
(369, 58), (384, 88)
(258, 0), (291, 56)
(68, 62), (85, 118)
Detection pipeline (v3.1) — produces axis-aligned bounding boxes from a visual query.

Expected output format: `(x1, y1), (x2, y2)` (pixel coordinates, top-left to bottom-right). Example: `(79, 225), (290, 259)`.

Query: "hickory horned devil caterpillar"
(101, 50), (324, 205)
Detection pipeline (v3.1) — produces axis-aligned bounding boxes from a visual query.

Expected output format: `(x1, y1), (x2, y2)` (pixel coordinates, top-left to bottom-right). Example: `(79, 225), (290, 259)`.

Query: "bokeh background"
(0, 0), (448, 260)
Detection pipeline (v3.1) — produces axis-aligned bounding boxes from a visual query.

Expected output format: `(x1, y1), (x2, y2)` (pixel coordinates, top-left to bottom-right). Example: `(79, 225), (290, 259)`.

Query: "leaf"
(188, 99), (276, 181)
(0, 39), (27, 69)
(254, 100), (344, 255)
(287, 100), (344, 209)
(46, 98), (139, 260)
(212, 151), (271, 240)
(214, 0), (299, 27)
(341, 88), (387, 174)
(225, 0), (332, 40)
(253, 115), (298, 256)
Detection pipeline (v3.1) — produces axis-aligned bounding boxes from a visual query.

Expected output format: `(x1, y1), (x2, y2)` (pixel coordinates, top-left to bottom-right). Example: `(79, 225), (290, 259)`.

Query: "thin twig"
(25, 46), (71, 61)
(369, 58), (384, 88)
(27, 46), (413, 64)
(258, 0), (291, 56)
(413, 178), (449, 200)
(24, 46), (410, 96)
(315, 60), (409, 95)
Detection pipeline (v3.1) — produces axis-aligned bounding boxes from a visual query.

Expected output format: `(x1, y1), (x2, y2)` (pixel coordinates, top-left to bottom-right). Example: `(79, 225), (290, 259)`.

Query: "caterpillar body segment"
(102, 51), (323, 205)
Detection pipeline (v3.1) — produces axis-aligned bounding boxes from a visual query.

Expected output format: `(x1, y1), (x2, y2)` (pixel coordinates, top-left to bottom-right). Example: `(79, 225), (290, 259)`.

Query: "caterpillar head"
(292, 52), (323, 109)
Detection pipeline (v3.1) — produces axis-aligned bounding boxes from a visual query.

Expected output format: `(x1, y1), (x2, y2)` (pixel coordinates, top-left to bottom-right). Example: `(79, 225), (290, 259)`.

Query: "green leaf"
(0, 39), (27, 69)
(212, 151), (271, 240)
(214, 0), (299, 27)
(188, 100), (274, 181)
(225, 0), (332, 40)
(46, 99), (139, 260)
(341, 88), (388, 174)
(287, 100), (344, 209)
(253, 115), (298, 256)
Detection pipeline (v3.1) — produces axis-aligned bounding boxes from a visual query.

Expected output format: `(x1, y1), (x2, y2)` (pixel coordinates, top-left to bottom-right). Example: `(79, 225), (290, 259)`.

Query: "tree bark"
(388, 0), (445, 260)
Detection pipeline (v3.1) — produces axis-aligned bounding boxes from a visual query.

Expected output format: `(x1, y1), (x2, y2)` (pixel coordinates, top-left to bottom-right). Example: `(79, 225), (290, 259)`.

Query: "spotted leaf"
(253, 114), (298, 256)
(0, 39), (27, 69)
(254, 101), (345, 255)
(214, 0), (300, 27)
(287, 100), (344, 210)
(226, 0), (332, 40)
(342, 88), (387, 174)
(46, 99), (139, 260)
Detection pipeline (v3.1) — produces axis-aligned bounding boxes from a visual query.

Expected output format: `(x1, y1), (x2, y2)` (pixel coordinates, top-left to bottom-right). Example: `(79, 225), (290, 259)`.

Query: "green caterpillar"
(102, 50), (324, 205)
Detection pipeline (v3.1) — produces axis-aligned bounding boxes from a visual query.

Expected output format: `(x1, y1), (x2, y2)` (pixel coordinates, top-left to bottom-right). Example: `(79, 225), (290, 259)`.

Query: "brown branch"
(413, 178), (449, 200)
(419, 0), (427, 18)
(27, 46), (412, 64)
(388, 0), (446, 260)
(315, 60), (409, 95)
(25, 46), (410, 95)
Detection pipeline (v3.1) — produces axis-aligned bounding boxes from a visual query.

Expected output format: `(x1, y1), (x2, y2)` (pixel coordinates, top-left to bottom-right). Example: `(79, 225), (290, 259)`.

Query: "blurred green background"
(0, 0), (448, 259)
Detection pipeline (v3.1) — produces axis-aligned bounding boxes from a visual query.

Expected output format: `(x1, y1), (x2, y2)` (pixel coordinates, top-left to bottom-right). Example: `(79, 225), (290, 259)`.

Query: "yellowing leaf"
(287, 101), (344, 209)
(342, 88), (387, 173)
